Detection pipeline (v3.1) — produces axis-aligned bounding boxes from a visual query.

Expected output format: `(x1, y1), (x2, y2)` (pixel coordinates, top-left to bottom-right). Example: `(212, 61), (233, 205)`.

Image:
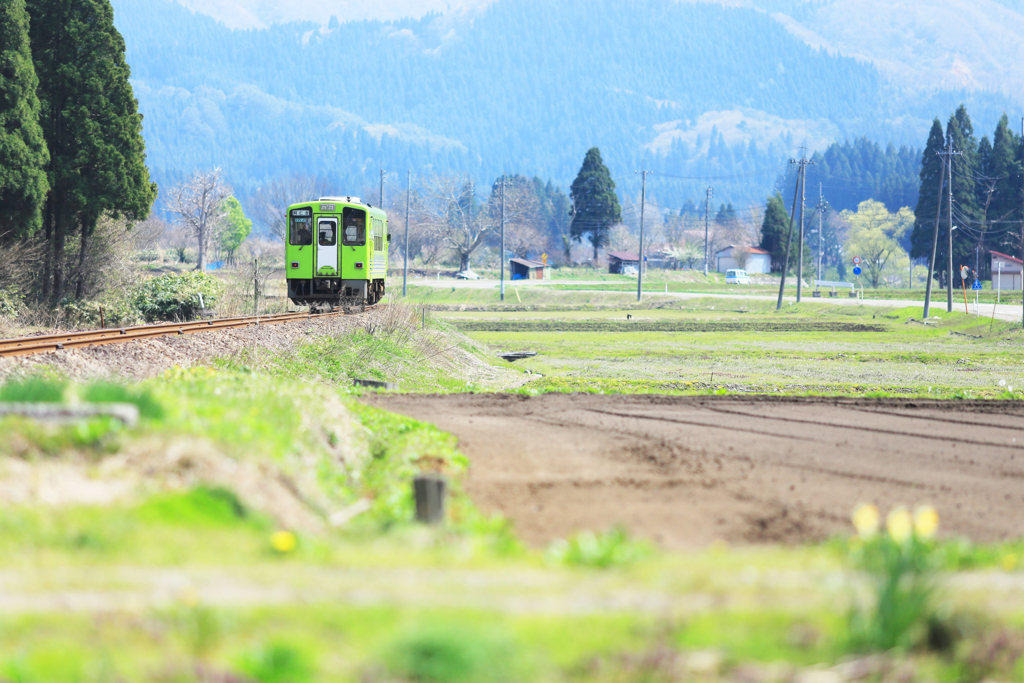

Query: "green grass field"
(411, 289), (1024, 399)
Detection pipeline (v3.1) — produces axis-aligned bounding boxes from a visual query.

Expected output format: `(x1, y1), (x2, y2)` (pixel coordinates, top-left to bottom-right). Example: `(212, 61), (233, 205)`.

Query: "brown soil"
(364, 393), (1024, 548)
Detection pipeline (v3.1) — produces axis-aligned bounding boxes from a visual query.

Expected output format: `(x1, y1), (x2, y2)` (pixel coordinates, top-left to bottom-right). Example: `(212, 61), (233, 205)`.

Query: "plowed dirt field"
(365, 394), (1024, 548)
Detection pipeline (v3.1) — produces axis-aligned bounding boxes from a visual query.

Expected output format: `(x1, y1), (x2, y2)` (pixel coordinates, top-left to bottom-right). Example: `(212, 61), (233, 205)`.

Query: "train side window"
(290, 214), (313, 245)
(342, 207), (366, 245)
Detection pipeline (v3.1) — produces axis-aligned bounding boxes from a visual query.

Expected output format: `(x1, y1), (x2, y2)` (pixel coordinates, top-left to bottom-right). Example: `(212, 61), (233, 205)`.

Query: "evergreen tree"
(715, 203), (737, 225)
(910, 119), (946, 278)
(27, 0), (157, 299)
(759, 192), (790, 272)
(987, 114), (1022, 258)
(0, 0), (48, 241)
(570, 147), (621, 263)
(945, 105), (980, 275)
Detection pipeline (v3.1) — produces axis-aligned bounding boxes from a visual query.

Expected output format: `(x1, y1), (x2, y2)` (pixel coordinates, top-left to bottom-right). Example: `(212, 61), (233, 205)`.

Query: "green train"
(285, 196), (389, 308)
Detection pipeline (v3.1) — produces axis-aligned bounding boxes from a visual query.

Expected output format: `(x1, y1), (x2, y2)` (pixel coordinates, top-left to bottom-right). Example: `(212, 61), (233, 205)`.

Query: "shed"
(991, 251), (1023, 291)
(510, 257), (545, 280)
(607, 251), (640, 274)
(715, 246), (771, 274)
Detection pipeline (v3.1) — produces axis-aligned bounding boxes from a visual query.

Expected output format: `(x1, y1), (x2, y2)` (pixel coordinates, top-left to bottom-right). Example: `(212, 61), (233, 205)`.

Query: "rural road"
(365, 393), (1024, 549)
(411, 278), (1024, 322)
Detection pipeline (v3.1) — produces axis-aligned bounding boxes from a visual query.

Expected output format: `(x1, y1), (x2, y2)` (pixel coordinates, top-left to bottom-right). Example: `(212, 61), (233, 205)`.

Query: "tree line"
(909, 106), (1023, 282)
(0, 0), (155, 303)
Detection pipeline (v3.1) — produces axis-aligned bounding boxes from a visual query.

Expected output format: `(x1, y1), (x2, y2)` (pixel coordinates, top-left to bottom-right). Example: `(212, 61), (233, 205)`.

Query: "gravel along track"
(364, 393), (1024, 548)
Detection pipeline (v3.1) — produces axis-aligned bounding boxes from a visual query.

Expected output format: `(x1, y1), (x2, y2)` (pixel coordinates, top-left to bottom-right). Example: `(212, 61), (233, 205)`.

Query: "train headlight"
(355, 262), (364, 269)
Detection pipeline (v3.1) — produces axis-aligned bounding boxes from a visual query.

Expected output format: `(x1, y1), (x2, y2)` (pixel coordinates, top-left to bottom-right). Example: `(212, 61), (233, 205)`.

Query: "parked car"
(725, 269), (751, 284)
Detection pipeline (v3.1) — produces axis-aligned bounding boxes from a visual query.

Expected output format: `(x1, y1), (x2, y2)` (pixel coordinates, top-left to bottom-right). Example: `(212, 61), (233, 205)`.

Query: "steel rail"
(0, 307), (367, 358)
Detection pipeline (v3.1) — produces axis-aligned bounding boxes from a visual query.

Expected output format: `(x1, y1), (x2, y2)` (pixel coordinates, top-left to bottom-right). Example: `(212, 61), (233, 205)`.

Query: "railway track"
(0, 307), (370, 358)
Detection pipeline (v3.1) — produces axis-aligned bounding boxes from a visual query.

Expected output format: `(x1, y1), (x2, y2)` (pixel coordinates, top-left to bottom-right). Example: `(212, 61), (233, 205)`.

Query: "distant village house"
(990, 251), (1023, 291)
(715, 245), (771, 274)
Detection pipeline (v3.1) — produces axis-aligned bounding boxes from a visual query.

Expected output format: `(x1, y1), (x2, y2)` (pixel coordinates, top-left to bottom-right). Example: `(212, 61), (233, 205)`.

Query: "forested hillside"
(112, 0), (1013, 213)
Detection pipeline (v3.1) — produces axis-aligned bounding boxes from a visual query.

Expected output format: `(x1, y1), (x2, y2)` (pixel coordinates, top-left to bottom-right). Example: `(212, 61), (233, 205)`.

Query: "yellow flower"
(1002, 553), (1018, 572)
(271, 530), (297, 553)
(886, 506), (913, 544)
(913, 505), (939, 539)
(852, 503), (880, 538)
(178, 585), (199, 608)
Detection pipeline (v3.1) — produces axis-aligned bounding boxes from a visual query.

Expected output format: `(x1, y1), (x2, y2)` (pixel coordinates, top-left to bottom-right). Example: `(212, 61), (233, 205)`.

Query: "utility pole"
(500, 177), (506, 302)
(816, 183), (825, 285)
(776, 159), (804, 310)
(924, 143), (948, 319)
(637, 169), (647, 302)
(794, 154), (813, 302)
(379, 169), (386, 207)
(946, 146), (962, 313)
(403, 170), (410, 297)
(704, 187), (713, 277)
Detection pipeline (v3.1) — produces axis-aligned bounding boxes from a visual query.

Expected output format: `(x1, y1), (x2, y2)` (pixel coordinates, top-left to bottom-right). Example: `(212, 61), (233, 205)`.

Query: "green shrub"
(134, 248), (162, 262)
(0, 377), (67, 402)
(136, 487), (251, 527)
(59, 298), (144, 328)
(81, 381), (164, 419)
(546, 526), (652, 568)
(132, 272), (221, 322)
(239, 641), (312, 683)
(383, 623), (519, 683)
(0, 287), (24, 318)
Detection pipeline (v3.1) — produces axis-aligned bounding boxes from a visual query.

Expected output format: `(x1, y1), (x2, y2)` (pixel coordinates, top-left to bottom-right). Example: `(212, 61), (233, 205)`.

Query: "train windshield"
(342, 207), (366, 245)
(289, 210), (313, 245)
(318, 220), (336, 246)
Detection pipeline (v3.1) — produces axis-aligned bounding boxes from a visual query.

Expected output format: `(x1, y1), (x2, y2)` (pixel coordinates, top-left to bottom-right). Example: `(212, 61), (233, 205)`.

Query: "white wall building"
(715, 245), (771, 274)
(991, 251), (1023, 292)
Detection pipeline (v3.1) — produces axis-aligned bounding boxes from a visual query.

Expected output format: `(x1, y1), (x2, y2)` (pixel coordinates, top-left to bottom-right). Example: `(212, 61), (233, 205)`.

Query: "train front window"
(290, 210), (313, 246)
(342, 207), (366, 245)
(318, 220), (336, 246)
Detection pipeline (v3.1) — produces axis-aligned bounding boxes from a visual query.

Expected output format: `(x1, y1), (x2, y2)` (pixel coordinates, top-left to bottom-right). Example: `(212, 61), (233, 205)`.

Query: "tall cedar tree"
(945, 105), (980, 276)
(0, 0), (48, 241)
(988, 115), (1021, 259)
(759, 192), (790, 272)
(910, 119), (947, 280)
(570, 147), (621, 263)
(27, 0), (157, 299)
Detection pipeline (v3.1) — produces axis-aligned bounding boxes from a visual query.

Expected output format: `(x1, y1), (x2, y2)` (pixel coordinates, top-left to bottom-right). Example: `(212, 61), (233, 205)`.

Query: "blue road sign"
(853, 266), (862, 276)
(972, 279), (982, 290)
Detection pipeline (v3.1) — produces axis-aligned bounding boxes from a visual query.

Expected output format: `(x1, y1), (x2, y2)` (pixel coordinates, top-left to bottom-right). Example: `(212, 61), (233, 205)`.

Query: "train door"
(316, 218), (338, 276)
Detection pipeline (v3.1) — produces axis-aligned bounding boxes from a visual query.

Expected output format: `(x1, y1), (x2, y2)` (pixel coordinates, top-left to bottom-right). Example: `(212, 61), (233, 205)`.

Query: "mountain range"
(110, 0), (1022, 214)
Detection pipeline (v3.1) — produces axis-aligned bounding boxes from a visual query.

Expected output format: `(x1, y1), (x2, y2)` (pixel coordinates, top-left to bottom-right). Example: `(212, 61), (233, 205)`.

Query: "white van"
(725, 269), (750, 284)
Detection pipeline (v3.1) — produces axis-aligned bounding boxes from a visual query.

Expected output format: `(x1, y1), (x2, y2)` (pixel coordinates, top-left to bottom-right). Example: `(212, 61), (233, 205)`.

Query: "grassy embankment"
(2, 301), (1024, 680)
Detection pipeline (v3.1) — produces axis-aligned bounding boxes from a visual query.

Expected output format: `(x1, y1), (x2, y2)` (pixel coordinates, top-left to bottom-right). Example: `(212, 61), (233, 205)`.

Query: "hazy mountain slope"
(171, 0), (1024, 106)
(113, 0), (1012, 210)
(169, 0), (491, 29)
(767, 0), (1024, 103)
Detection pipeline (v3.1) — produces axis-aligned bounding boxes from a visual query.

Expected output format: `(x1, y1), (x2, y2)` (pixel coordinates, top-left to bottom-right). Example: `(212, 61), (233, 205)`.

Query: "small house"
(607, 251), (640, 274)
(715, 246), (771, 274)
(510, 258), (545, 280)
(991, 251), (1023, 291)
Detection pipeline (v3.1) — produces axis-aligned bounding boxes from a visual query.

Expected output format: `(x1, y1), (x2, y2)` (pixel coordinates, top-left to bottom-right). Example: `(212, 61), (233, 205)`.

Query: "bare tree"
(486, 177), (547, 259)
(250, 175), (332, 240)
(165, 168), (231, 272)
(418, 174), (491, 271)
